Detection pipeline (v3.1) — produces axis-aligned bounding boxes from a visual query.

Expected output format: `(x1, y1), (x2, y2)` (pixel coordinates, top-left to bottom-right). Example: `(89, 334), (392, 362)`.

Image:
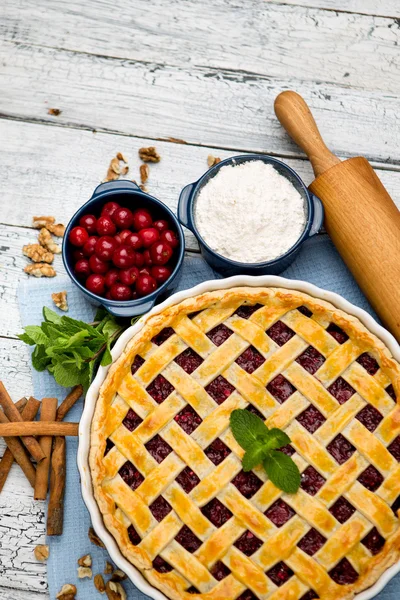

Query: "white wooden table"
(0, 1), (399, 598)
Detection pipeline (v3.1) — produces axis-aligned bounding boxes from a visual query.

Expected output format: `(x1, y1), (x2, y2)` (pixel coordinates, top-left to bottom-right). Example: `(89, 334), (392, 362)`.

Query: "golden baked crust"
(90, 286), (400, 600)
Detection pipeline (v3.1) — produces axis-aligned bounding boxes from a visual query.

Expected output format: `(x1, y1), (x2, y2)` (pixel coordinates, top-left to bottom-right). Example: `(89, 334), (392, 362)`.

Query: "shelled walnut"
(77, 553), (92, 567)
(106, 580), (127, 600)
(56, 583), (77, 600)
(38, 228), (61, 254)
(52, 291), (68, 311)
(207, 154), (221, 167)
(111, 569), (127, 582)
(88, 526), (105, 547)
(24, 263), (56, 277)
(78, 566), (93, 579)
(32, 216), (65, 237)
(23, 244), (54, 264)
(34, 544), (49, 561)
(138, 146), (160, 163)
(104, 561), (113, 574)
(140, 163), (149, 184)
(94, 573), (106, 593)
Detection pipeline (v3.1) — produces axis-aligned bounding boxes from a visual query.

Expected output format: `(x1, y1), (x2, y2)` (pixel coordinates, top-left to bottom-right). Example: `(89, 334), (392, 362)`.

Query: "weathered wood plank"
(1, 41), (400, 165)
(0, 589), (47, 600)
(0, 1), (399, 93)
(270, 0), (399, 18)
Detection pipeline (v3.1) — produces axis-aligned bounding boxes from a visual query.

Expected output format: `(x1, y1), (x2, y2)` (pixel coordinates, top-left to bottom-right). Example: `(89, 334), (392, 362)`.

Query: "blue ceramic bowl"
(63, 180), (185, 317)
(178, 154), (324, 276)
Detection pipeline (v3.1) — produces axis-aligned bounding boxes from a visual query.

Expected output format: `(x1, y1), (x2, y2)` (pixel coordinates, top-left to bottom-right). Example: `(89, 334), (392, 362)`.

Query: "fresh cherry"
(101, 201), (120, 218)
(132, 208), (152, 231)
(119, 266), (139, 286)
(160, 230), (179, 249)
(95, 236), (117, 261)
(114, 233), (122, 246)
(135, 252), (145, 268)
(150, 241), (173, 265)
(83, 236), (98, 257)
(151, 265), (172, 283)
(119, 229), (132, 244)
(96, 215), (117, 236)
(73, 249), (84, 261)
(139, 268), (151, 276)
(89, 254), (109, 274)
(105, 290), (113, 300)
(112, 245), (136, 269)
(143, 249), (152, 266)
(69, 226), (89, 247)
(79, 214), (97, 235)
(112, 207), (134, 229)
(74, 259), (91, 279)
(125, 232), (142, 250)
(86, 274), (106, 295)
(153, 219), (169, 233)
(139, 228), (159, 248)
(104, 269), (120, 288)
(136, 274), (157, 296)
(110, 283), (132, 301)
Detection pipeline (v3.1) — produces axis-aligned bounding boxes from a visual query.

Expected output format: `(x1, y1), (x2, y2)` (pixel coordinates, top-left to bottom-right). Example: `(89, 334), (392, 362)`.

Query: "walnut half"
(38, 228), (61, 254)
(23, 244), (54, 264)
(56, 583), (77, 600)
(52, 291), (68, 312)
(139, 146), (160, 163)
(34, 544), (49, 561)
(24, 263), (56, 278)
(78, 566), (93, 579)
(207, 154), (221, 167)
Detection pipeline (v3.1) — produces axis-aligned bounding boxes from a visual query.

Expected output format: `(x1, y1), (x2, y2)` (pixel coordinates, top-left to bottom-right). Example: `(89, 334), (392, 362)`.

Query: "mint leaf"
(23, 326), (49, 346)
(31, 345), (51, 371)
(230, 409), (269, 450)
(43, 306), (62, 324)
(18, 332), (36, 345)
(242, 445), (268, 472)
(100, 344), (112, 366)
(53, 361), (83, 387)
(264, 428), (291, 452)
(263, 451), (301, 494)
(103, 319), (122, 338)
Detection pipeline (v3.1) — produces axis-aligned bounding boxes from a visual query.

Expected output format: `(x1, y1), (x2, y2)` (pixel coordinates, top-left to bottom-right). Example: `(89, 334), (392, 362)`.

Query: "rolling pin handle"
(308, 193), (324, 237)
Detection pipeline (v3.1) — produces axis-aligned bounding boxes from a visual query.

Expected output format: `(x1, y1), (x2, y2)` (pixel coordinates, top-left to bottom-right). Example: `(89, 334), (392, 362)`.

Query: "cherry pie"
(90, 287), (400, 600)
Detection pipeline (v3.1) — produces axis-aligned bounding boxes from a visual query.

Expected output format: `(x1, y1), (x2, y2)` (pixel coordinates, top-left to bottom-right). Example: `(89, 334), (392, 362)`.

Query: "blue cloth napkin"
(18, 235), (399, 599)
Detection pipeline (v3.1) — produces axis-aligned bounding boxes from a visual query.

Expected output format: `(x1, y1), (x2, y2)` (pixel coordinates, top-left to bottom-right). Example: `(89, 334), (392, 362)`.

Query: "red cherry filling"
(122, 408), (142, 432)
(232, 470), (263, 499)
(234, 530), (263, 556)
(187, 587), (199, 594)
(176, 467), (200, 493)
(388, 436), (400, 461)
(300, 466), (326, 496)
(128, 524), (141, 545)
(152, 556), (173, 573)
(297, 528), (326, 556)
(267, 374), (296, 403)
(131, 355), (145, 374)
(104, 438), (115, 456)
(296, 346), (325, 375)
(266, 561), (294, 587)
(174, 348), (203, 374)
(235, 303), (263, 319)
(300, 592), (319, 600)
(328, 377), (355, 404)
(386, 384), (396, 401)
(246, 404), (265, 420)
(329, 558), (359, 585)
(201, 498), (232, 528)
(392, 495), (400, 516)
(206, 324), (233, 346)
(356, 405), (383, 432)
(236, 346), (265, 374)
(329, 497), (356, 524)
(357, 352), (379, 375)
(265, 499), (295, 527)
(119, 461), (144, 491)
(298, 305), (312, 318)
(152, 327), (175, 346)
(297, 405), (326, 433)
(205, 375), (235, 404)
(145, 434), (173, 463)
(358, 465), (383, 491)
(361, 527), (385, 555)
(149, 495), (172, 522)
(174, 405), (202, 435)
(210, 561), (231, 581)
(267, 321), (295, 346)
(326, 323), (349, 344)
(204, 438), (231, 465)
(237, 592), (258, 600)
(175, 525), (202, 553)
(279, 444), (295, 456)
(327, 434), (355, 465)
(146, 374), (174, 403)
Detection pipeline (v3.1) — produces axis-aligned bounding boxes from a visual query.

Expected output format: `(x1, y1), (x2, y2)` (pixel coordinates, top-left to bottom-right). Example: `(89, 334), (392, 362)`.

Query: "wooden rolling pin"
(274, 90), (400, 343)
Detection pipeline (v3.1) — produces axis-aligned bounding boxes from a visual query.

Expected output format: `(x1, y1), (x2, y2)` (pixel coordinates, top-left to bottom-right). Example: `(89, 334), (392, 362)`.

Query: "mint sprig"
(18, 307), (127, 391)
(230, 409), (301, 494)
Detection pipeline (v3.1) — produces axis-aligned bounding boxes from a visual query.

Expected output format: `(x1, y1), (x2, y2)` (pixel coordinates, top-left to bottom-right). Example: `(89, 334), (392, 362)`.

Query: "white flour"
(194, 160), (306, 263)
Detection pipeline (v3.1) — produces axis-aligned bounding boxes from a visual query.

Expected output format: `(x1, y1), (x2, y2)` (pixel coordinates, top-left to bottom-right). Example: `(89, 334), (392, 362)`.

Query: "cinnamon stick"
(47, 385), (83, 536)
(0, 398), (31, 491)
(0, 382), (45, 462)
(34, 398), (58, 500)
(0, 422), (79, 436)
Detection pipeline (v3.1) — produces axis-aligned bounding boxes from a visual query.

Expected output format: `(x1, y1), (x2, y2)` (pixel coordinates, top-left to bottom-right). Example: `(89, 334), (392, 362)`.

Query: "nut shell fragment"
(207, 155), (221, 167)
(111, 569), (127, 582)
(104, 561), (113, 574)
(38, 228), (61, 254)
(23, 244), (54, 264)
(106, 581), (127, 600)
(94, 573), (106, 593)
(34, 544), (49, 561)
(139, 146), (160, 163)
(24, 263), (56, 278)
(52, 291), (68, 312)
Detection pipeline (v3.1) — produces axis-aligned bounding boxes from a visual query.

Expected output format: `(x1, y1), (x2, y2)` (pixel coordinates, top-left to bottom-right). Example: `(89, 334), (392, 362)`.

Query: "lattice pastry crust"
(90, 287), (400, 600)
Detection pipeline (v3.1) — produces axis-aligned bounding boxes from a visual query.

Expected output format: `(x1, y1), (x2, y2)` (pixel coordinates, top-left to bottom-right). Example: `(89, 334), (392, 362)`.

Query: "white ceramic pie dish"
(77, 274), (400, 600)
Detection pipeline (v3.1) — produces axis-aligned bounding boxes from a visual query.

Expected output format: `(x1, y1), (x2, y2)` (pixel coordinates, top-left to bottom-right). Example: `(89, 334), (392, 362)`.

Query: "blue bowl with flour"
(178, 154), (324, 276)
